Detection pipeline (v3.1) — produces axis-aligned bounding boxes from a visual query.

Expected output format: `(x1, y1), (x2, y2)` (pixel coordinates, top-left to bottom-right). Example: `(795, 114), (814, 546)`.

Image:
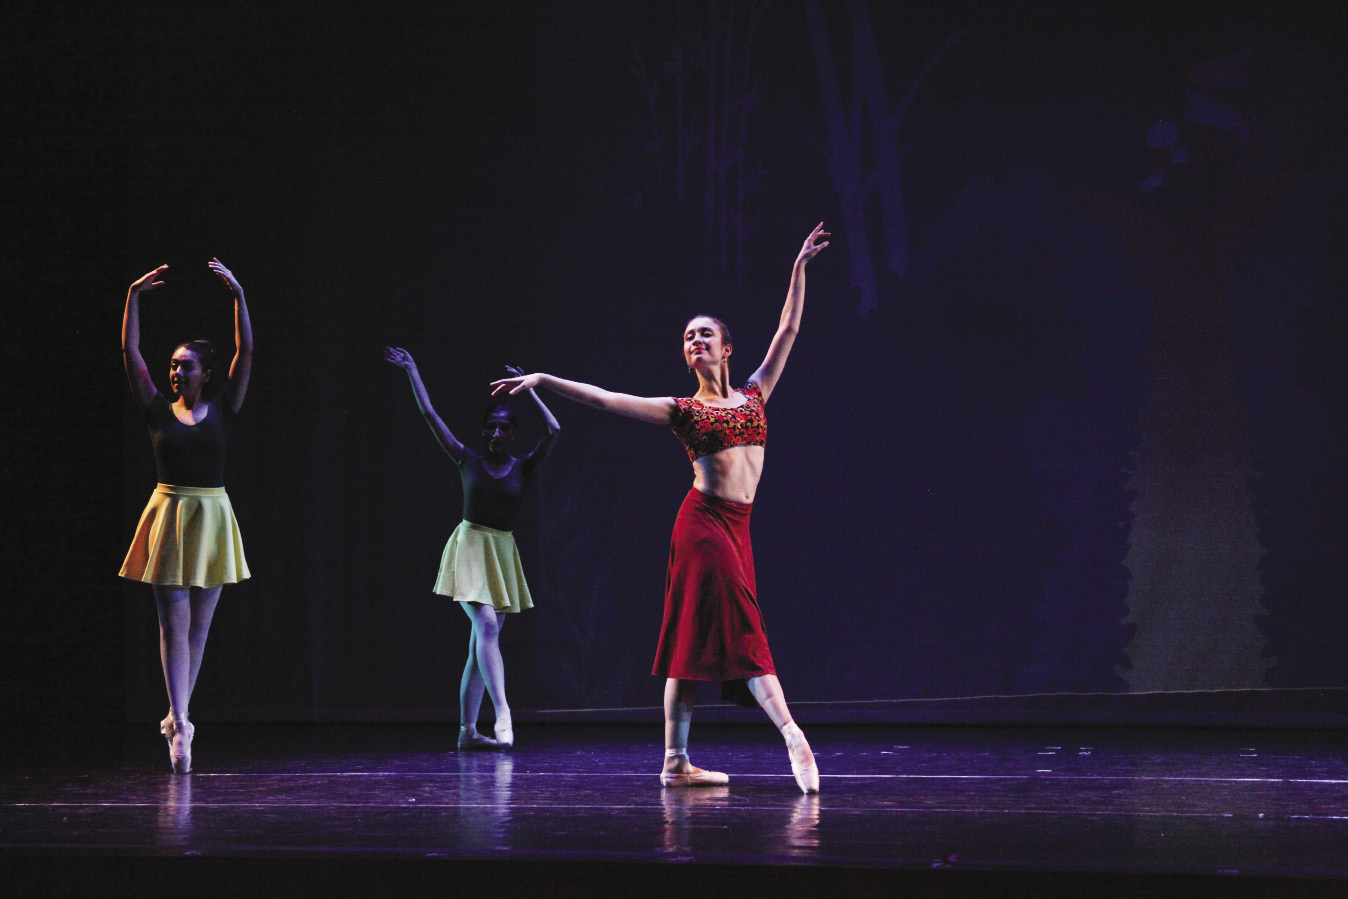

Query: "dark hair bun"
(481, 402), (518, 428)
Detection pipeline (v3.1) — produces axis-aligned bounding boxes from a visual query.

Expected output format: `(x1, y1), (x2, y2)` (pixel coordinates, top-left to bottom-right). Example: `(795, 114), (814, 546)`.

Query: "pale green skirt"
(120, 484), (250, 588)
(434, 520), (533, 613)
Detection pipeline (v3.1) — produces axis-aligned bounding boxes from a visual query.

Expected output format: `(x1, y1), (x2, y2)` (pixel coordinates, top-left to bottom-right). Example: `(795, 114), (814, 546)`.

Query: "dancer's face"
(684, 317), (730, 373)
(482, 411), (516, 454)
(168, 348), (210, 400)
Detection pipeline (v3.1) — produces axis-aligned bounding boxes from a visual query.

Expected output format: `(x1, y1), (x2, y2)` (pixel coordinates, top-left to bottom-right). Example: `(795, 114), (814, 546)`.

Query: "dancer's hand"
(491, 372), (541, 395)
(507, 365), (561, 464)
(208, 258), (243, 296)
(129, 265), (168, 296)
(384, 346), (418, 371)
(795, 222), (830, 266)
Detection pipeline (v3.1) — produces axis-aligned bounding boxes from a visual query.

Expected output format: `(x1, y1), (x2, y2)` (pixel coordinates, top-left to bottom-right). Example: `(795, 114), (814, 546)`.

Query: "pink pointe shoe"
(493, 714), (514, 750)
(782, 722), (819, 794)
(164, 716), (194, 775)
(457, 726), (500, 751)
(660, 749), (730, 787)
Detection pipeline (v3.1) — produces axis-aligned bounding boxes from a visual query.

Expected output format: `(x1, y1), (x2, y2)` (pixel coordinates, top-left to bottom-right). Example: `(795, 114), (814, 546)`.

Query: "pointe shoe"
(168, 717), (194, 775)
(660, 767), (730, 787)
(493, 715), (514, 749)
(782, 723), (819, 794)
(660, 750), (729, 787)
(457, 726), (499, 751)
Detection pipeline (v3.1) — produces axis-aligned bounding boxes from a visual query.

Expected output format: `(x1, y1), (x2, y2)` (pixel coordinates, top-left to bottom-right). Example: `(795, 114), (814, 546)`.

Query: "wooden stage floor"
(3, 723), (1346, 896)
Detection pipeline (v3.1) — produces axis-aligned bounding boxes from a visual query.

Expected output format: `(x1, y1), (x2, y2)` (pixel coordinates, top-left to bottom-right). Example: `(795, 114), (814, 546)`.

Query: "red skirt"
(653, 488), (776, 700)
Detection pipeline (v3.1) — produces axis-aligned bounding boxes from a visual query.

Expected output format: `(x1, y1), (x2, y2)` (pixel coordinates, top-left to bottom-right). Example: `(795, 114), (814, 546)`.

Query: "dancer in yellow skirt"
(120, 259), (253, 774)
(385, 348), (559, 749)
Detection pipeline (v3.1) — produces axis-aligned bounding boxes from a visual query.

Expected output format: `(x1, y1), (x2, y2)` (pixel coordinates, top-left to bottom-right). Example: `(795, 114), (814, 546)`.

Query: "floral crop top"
(669, 382), (767, 461)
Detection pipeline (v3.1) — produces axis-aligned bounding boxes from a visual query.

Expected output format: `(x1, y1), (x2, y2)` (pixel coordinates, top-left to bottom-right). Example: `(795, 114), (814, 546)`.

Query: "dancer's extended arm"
(748, 223), (829, 402)
(122, 265), (167, 409)
(491, 373), (675, 425)
(385, 347), (466, 463)
(504, 365), (561, 474)
(210, 258), (253, 413)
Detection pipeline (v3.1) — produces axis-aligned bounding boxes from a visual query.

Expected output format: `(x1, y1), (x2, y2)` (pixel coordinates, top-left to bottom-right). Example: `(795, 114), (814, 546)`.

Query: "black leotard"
(146, 391), (232, 487)
(459, 449), (529, 531)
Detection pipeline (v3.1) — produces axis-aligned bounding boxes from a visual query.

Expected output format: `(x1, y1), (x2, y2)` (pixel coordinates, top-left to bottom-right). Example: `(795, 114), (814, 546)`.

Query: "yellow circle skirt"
(119, 484), (250, 588)
(434, 520), (533, 613)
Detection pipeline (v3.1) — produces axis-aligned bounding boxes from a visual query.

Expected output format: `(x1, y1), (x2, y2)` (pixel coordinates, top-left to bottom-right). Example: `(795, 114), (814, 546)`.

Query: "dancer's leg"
(748, 674), (818, 793)
(154, 586), (193, 719)
(660, 678), (727, 786)
(153, 586), (196, 773)
(160, 586), (221, 723)
(459, 628), (485, 727)
(461, 603), (512, 746)
(456, 626), (499, 749)
(746, 674), (791, 728)
(663, 678), (697, 763)
(461, 603), (508, 717)
(185, 586), (222, 700)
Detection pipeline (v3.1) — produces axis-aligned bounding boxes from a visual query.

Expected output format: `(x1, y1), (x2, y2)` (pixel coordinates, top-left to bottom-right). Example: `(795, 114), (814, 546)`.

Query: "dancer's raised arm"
(209, 258), (253, 413)
(122, 265), (167, 409)
(503, 365), (562, 475)
(748, 223), (829, 402)
(385, 347), (466, 463)
(491, 372), (675, 425)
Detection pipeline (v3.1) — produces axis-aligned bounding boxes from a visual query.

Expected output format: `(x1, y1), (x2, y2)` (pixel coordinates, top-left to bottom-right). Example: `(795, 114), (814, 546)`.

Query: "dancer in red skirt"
(492, 223), (829, 793)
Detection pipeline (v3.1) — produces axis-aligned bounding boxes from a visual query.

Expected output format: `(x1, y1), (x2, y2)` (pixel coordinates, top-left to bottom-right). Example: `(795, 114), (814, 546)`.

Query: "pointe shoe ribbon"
(783, 723), (819, 794)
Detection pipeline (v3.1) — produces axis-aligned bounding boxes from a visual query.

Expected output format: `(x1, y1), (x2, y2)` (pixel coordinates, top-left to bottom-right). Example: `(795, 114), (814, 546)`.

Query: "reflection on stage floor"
(3, 723), (1346, 895)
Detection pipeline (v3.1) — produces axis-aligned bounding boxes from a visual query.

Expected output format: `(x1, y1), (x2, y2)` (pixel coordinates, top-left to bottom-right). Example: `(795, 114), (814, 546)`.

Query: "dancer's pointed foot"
(660, 749), (729, 787)
(781, 722), (818, 794)
(493, 714), (514, 749)
(168, 716), (194, 775)
(660, 767), (731, 787)
(457, 726), (499, 751)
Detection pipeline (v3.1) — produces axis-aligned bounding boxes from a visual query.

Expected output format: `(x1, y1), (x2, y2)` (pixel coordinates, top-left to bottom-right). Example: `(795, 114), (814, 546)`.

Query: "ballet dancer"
(120, 259), (253, 774)
(492, 223), (829, 792)
(386, 349), (559, 749)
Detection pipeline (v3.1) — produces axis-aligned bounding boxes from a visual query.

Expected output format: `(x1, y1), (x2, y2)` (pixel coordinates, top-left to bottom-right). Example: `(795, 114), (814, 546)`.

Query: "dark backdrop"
(5, 1), (1346, 728)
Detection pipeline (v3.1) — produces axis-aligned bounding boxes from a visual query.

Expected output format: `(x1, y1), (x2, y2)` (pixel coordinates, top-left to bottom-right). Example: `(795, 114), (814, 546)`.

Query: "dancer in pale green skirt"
(385, 348), (558, 749)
